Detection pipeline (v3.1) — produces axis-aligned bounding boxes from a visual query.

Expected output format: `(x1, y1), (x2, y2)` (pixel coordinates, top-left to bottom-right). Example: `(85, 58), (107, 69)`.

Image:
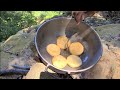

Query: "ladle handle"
(44, 64), (51, 72)
(43, 64), (63, 79)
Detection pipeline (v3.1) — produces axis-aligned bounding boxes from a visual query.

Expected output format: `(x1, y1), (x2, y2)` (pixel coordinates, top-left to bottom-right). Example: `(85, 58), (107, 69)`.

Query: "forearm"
(72, 11), (98, 24)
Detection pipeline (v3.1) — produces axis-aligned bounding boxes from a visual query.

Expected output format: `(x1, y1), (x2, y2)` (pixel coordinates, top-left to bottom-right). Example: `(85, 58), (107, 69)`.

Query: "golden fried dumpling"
(57, 36), (69, 49)
(67, 55), (82, 68)
(69, 42), (84, 55)
(67, 40), (71, 48)
(46, 44), (60, 56)
(52, 55), (67, 69)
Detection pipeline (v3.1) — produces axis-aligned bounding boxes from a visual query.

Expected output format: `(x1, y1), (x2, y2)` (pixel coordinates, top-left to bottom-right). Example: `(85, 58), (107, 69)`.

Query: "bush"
(32, 11), (63, 23)
(0, 11), (63, 42)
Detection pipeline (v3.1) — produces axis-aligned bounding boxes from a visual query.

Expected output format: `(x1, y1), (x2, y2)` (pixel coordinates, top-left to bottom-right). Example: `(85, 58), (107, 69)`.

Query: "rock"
(23, 63), (55, 79)
(83, 43), (120, 79)
(0, 27), (37, 71)
(23, 63), (46, 79)
(83, 24), (120, 79)
(94, 24), (120, 48)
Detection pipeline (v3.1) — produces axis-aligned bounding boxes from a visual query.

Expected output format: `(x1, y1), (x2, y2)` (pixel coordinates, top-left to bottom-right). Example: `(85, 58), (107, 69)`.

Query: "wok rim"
(35, 17), (103, 74)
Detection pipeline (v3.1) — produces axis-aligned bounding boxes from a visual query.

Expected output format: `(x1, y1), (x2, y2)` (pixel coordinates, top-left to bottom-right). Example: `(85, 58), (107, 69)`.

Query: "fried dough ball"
(69, 42), (84, 55)
(52, 55), (67, 69)
(67, 40), (71, 48)
(57, 36), (69, 49)
(46, 44), (60, 56)
(67, 55), (82, 68)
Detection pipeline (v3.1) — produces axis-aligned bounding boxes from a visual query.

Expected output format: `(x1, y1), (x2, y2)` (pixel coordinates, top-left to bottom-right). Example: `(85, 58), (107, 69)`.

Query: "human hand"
(72, 11), (97, 24)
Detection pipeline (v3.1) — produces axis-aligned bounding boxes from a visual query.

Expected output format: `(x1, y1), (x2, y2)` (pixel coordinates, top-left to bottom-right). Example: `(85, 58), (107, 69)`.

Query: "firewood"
(0, 69), (29, 76)
(12, 65), (30, 70)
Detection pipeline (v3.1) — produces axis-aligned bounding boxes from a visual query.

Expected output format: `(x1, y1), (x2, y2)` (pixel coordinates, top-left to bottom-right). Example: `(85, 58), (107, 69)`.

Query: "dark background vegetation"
(0, 11), (63, 42)
(0, 11), (120, 42)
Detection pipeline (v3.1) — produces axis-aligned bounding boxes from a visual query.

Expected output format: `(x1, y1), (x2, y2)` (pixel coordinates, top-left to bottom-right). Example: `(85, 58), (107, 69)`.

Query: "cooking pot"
(35, 17), (103, 76)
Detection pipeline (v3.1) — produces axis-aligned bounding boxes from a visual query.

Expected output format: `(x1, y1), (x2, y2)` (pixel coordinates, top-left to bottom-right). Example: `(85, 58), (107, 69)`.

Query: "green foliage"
(32, 11), (63, 19)
(0, 11), (37, 42)
(0, 11), (63, 42)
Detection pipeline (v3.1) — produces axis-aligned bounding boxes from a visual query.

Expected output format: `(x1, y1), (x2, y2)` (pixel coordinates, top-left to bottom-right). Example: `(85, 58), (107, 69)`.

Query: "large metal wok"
(35, 17), (103, 75)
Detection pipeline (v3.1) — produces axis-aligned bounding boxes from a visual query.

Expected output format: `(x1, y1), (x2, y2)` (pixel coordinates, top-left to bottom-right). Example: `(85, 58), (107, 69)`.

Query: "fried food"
(52, 55), (67, 69)
(67, 55), (82, 68)
(69, 42), (84, 55)
(67, 40), (71, 48)
(46, 44), (60, 56)
(57, 36), (69, 49)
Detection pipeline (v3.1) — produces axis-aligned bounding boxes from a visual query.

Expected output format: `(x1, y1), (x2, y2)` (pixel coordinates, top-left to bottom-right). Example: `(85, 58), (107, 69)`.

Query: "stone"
(23, 63), (55, 79)
(83, 43), (120, 79)
(0, 27), (37, 71)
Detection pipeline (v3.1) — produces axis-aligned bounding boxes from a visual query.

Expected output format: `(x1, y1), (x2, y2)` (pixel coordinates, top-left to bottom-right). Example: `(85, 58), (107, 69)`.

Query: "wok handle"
(44, 65), (83, 79)
(70, 73), (83, 79)
(44, 64), (51, 72)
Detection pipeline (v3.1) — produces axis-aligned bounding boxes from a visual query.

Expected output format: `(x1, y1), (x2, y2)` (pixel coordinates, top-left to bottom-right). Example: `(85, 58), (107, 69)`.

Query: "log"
(12, 65), (30, 70)
(0, 69), (29, 76)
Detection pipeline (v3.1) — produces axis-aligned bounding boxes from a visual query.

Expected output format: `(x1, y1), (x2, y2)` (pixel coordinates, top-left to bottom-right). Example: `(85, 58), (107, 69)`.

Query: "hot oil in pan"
(60, 38), (89, 71)
(64, 29), (90, 71)
(42, 33), (89, 71)
(60, 49), (70, 58)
